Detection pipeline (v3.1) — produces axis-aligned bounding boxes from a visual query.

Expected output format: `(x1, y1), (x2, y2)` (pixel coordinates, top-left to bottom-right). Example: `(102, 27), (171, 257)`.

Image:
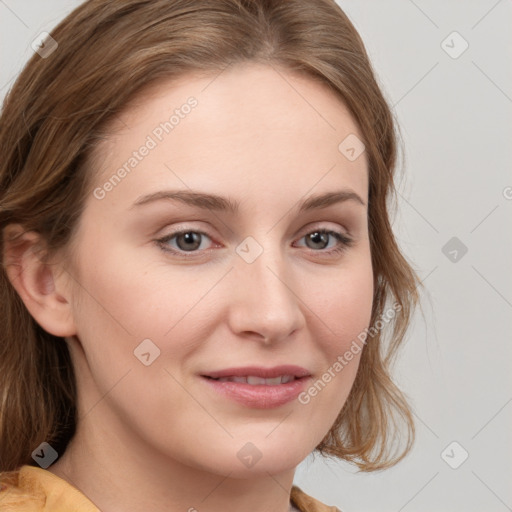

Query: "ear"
(2, 224), (77, 337)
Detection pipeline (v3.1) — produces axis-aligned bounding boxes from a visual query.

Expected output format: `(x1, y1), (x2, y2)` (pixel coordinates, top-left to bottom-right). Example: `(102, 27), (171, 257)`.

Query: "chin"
(217, 456), (300, 479)
(186, 437), (308, 478)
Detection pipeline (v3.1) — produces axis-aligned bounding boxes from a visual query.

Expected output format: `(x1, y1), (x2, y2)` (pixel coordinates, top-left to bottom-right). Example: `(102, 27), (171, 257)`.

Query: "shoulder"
(291, 484), (342, 512)
(0, 465), (99, 511)
(0, 466), (43, 511)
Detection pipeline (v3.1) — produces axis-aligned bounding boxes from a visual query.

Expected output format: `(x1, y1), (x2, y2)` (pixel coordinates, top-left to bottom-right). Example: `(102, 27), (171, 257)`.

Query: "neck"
(48, 411), (297, 512)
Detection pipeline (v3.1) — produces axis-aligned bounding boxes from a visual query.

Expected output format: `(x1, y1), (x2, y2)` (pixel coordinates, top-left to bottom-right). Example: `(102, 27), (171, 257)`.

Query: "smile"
(208, 375), (297, 385)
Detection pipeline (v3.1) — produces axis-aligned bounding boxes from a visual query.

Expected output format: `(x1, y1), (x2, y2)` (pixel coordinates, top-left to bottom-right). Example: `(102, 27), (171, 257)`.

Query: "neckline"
(15, 466), (308, 511)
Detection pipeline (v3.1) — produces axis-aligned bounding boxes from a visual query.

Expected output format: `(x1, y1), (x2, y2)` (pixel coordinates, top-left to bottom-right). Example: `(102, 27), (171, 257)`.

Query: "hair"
(0, 0), (422, 477)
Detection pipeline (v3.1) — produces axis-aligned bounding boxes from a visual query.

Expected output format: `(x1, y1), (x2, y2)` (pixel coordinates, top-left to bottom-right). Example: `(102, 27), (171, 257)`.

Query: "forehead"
(88, 62), (368, 212)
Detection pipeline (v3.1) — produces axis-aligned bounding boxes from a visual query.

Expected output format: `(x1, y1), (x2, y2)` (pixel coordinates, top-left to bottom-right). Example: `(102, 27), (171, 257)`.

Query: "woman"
(0, 1), (421, 511)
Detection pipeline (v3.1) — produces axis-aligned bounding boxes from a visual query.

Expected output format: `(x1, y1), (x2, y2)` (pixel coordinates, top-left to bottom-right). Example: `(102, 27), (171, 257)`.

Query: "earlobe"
(2, 224), (77, 337)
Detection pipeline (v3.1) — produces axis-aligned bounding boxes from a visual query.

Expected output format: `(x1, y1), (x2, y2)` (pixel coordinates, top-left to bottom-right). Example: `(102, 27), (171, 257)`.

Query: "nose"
(227, 241), (306, 345)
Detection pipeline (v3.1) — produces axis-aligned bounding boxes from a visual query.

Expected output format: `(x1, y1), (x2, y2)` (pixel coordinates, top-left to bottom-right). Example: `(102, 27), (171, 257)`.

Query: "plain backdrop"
(1, 1), (511, 511)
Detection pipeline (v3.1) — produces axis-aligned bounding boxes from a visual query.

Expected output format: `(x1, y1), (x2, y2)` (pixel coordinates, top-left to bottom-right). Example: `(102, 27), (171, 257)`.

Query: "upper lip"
(202, 365), (311, 379)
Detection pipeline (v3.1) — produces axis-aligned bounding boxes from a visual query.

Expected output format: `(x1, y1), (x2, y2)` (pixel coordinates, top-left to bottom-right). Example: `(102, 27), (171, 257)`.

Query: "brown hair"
(0, 0), (422, 475)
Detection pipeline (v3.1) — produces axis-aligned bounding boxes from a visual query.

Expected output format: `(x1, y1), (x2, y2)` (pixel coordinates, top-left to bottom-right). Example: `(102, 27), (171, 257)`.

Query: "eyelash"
(156, 227), (354, 259)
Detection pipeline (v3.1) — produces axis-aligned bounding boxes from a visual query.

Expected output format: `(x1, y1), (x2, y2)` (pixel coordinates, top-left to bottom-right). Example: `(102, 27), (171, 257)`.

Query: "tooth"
(246, 376), (267, 385)
(215, 375), (297, 385)
(229, 376), (247, 383)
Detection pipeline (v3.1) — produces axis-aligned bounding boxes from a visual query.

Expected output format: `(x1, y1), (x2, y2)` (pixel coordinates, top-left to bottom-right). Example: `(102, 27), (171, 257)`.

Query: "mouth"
(201, 364), (311, 381)
(199, 368), (312, 409)
(202, 375), (304, 385)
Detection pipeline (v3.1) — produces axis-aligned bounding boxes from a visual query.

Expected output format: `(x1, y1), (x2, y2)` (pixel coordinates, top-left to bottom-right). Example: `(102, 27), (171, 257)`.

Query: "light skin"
(3, 62), (373, 512)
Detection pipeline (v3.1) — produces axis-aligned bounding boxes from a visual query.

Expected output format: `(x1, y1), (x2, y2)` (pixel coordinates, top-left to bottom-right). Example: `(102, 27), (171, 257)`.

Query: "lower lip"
(200, 376), (311, 409)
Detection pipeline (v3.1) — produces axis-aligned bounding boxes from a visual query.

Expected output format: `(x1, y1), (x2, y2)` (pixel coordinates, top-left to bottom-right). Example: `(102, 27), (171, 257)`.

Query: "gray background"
(1, 1), (511, 511)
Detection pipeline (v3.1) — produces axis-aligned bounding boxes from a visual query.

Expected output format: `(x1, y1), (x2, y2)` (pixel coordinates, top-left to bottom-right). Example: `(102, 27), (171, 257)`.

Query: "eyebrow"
(130, 188), (366, 214)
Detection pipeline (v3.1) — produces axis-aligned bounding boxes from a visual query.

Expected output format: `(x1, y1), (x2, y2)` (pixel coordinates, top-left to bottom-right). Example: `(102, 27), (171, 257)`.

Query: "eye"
(156, 227), (354, 258)
(157, 229), (214, 254)
(294, 228), (354, 256)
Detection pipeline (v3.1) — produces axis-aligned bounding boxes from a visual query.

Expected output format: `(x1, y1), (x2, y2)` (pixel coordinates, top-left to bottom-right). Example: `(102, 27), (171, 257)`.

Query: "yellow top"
(0, 465), (340, 511)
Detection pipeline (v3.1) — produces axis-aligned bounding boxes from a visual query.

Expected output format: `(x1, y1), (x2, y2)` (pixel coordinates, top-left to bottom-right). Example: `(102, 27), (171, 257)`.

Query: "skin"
(4, 62), (373, 512)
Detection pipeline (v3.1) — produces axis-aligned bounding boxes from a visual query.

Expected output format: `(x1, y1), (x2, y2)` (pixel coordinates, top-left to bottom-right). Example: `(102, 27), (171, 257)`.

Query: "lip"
(199, 365), (312, 409)
(201, 365), (311, 379)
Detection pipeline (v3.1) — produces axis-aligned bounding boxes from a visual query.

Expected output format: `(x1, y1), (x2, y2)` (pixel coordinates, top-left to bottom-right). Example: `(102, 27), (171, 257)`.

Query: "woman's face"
(61, 62), (373, 476)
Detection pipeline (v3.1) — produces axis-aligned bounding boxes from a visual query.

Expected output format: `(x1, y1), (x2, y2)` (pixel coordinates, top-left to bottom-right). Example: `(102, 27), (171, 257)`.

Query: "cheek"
(67, 245), (202, 435)
(310, 254), (374, 348)
(71, 236), (179, 337)
(300, 254), (373, 412)
(68, 237), (219, 398)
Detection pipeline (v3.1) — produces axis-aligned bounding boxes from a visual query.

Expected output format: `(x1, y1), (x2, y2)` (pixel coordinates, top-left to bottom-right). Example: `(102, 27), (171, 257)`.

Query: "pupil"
(309, 232), (327, 249)
(179, 232), (200, 251)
